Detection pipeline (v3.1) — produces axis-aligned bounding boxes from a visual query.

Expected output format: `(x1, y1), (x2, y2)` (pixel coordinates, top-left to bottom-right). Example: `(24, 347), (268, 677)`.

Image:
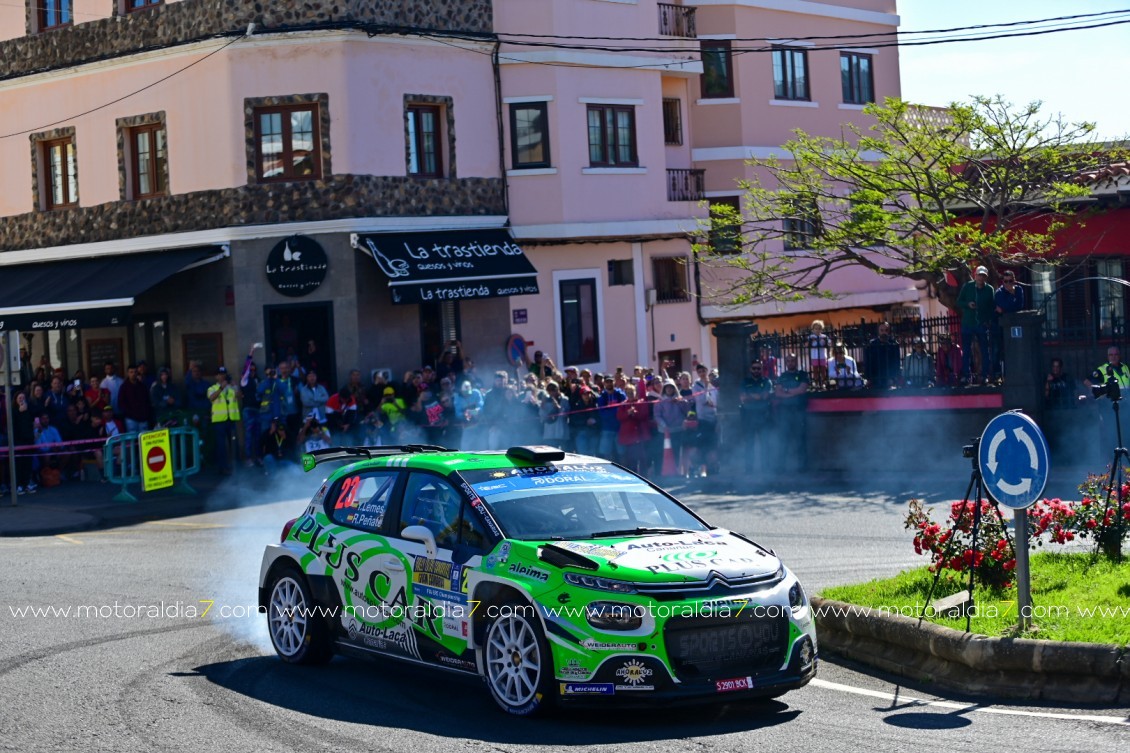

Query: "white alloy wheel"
(269, 576), (308, 657)
(484, 607), (551, 715)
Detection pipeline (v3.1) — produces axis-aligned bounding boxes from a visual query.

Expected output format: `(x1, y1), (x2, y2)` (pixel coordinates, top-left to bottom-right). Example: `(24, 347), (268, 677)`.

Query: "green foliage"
(820, 553), (1130, 644)
(695, 96), (1121, 309)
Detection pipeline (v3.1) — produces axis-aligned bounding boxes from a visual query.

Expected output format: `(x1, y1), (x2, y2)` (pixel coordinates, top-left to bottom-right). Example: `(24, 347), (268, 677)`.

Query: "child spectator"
(808, 320), (830, 389)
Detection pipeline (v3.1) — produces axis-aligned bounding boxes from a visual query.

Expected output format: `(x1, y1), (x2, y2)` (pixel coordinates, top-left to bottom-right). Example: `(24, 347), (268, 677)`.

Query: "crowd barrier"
(103, 427), (201, 503)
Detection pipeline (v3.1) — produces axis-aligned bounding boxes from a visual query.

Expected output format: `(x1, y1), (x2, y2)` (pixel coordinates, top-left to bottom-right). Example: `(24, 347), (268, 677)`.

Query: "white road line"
(54, 534), (84, 545)
(810, 678), (1130, 726)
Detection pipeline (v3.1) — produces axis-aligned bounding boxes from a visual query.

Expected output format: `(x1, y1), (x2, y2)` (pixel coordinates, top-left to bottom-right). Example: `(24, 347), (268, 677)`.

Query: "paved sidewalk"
(0, 456), (1106, 537)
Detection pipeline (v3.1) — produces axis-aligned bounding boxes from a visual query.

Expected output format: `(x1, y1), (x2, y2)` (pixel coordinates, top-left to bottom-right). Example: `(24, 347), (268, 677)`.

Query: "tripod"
(1099, 398), (1127, 562)
(922, 440), (1015, 633)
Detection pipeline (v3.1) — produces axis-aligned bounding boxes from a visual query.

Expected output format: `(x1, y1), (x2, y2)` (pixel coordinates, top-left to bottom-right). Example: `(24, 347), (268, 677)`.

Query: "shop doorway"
(419, 301), (461, 369)
(265, 302), (336, 388)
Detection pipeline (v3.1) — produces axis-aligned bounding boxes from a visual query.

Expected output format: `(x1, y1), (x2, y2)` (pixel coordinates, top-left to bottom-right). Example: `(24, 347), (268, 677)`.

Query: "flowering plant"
(1027, 471), (1130, 558)
(905, 498), (1017, 590)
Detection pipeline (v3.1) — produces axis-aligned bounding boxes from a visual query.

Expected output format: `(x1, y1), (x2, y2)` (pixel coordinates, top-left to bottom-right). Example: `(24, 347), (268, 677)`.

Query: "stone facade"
(0, 175), (505, 251)
(5, 0), (494, 82)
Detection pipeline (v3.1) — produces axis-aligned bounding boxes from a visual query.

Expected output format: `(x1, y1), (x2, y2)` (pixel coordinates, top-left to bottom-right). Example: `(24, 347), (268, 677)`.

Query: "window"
(1097, 259), (1124, 338)
(1030, 263), (1059, 339)
(407, 104), (443, 177)
(607, 259), (634, 286)
(772, 47), (809, 101)
(39, 0), (72, 30)
(783, 196), (821, 250)
(560, 278), (600, 365)
(331, 471), (398, 533)
(254, 104), (321, 181)
(708, 197), (741, 255)
(509, 102), (550, 169)
(129, 123), (167, 199)
(43, 137), (77, 210)
(841, 52), (874, 104)
(400, 473), (463, 549)
(125, 0), (161, 11)
(586, 105), (637, 167)
(662, 98), (682, 145)
(653, 257), (689, 303)
(700, 41), (734, 98)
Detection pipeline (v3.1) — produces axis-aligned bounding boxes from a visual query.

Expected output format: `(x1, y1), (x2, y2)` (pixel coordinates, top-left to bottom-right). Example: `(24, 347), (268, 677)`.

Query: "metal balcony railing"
(658, 3), (696, 38)
(667, 168), (705, 201)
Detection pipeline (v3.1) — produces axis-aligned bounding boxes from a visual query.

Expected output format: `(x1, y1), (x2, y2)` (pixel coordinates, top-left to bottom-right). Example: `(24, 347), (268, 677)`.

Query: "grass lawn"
(819, 552), (1130, 644)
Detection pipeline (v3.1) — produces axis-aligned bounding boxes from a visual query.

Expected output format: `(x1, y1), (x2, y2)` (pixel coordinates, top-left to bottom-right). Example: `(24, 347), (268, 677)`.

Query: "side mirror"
(401, 525), (437, 559)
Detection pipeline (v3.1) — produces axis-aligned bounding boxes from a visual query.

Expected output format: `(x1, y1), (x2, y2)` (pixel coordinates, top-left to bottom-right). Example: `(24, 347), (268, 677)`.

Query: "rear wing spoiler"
(301, 445), (451, 472)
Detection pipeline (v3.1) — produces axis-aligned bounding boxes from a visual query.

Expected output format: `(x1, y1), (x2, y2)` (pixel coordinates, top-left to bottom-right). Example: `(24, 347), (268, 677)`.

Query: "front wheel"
(266, 567), (333, 665)
(483, 602), (554, 716)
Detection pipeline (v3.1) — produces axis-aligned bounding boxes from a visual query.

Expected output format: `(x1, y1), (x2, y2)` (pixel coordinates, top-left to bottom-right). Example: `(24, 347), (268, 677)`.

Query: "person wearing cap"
(379, 386), (407, 444)
(526, 350), (557, 382)
(260, 416), (295, 470)
(207, 366), (241, 474)
(957, 265), (995, 384)
(991, 269), (1025, 383)
(903, 337), (934, 388)
(299, 412), (332, 452)
(150, 366), (180, 426)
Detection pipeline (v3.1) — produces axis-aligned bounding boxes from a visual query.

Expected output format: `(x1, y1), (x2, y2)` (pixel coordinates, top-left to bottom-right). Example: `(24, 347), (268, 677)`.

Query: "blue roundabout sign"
(977, 411), (1050, 510)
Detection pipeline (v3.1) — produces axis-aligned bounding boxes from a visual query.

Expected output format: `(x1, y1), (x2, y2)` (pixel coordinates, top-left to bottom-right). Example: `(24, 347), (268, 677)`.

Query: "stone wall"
(0, 175), (505, 251)
(4, 0), (494, 82)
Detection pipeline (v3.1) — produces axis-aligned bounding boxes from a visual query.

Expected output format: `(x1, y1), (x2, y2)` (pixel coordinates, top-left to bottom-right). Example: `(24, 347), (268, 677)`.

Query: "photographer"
(207, 367), (241, 474)
(1085, 346), (1130, 459)
(298, 413), (333, 452)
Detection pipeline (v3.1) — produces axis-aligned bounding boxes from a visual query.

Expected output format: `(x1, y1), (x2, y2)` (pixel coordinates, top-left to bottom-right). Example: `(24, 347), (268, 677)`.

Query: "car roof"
(312, 447), (606, 481)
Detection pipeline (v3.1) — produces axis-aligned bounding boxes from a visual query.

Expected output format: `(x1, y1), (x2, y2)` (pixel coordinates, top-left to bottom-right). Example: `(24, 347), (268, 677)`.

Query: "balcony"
(658, 3), (696, 38)
(667, 168), (705, 201)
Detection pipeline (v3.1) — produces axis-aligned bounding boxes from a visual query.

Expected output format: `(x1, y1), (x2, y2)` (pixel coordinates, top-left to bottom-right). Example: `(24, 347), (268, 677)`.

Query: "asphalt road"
(0, 483), (1126, 753)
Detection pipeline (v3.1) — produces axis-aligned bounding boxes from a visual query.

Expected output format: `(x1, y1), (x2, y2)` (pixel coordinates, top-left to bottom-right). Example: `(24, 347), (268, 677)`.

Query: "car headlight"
(585, 601), (644, 631)
(789, 580), (808, 612)
(564, 572), (638, 594)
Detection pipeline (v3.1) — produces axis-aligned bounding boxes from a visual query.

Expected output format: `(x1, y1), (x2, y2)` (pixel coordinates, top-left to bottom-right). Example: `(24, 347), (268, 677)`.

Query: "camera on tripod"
(1092, 375), (1122, 401)
(962, 437), (979, 459)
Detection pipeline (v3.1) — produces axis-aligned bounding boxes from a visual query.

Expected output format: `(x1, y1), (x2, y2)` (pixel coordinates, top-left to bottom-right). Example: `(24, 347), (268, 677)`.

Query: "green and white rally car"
(259, 445), (817, 715)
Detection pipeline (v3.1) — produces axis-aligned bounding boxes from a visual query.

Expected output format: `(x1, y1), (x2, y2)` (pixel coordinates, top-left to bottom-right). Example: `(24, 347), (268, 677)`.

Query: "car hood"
(544, 530), (782, 584)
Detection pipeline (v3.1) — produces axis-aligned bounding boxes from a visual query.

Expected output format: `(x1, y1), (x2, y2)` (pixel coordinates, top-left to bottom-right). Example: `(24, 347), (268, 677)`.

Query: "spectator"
(84, 375), (109, 414)
(572, 387), (601, 456)
(342, 369), (369, 416)
(935, 334), (963, 388)
(260, 416), (295, 472)
(676, 371), (694, 399)
(299, 370), (329, 423)
(865, 321), (902, 389)
(436, 340), (465, 384)
(759, 345), (779, 379)
(300, 339), (324, 380)
(379, 386), (408, 445)
(43, 375), (69, 429)
(454, 379), (485, 448)
(615, 384), (651, 474)
(957, 266), (995, 384)
(903, 338), (935, 388)
(739, 360), (774, 473)
(773, 353), (810, 472)
(653, 380), (688, 475)
(326, 388), (358, 445)
(596, 376), (627, 459)
(11, 391), (36, 494)
(526, 350), (558, 383)
(151, 367), (181, 426)
(539, 380), (570, 446)
(240, 346), (262, 463)
(992, 269), (1025, 383)
(34, 411), (64, 486)
(480, 372), (511, 450)
(207, 367), (241, 474)
(298, 414), (333, 452)
(100, 362), (124, 413)
(256, 366), (283, 433)
(828, 343), (862, 389)
(183, 362), (212, 426)
(808, 320), (830, 389)
(690, 365), (719, 477)
(118, 364), (152, 433)
(276, 361), (302, 437)
(137, 361), (156, 390)
(1085, 346), (1130, 457)
(1045, 358), (1077, 409)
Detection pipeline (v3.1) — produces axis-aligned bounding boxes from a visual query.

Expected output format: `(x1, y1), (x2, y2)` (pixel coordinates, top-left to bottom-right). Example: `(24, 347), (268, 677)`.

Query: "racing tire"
(482, 600), (555, 716)
(266, 566), (333, 665)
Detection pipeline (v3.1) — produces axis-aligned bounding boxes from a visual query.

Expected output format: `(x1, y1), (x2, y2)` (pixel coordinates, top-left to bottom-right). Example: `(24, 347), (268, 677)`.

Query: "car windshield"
(460, 463), (708, 540)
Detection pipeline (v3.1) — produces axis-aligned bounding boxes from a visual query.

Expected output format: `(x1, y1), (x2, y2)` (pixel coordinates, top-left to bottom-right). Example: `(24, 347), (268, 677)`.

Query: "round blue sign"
(977, 411), (1050, 509)
(506, 334), (527, 367)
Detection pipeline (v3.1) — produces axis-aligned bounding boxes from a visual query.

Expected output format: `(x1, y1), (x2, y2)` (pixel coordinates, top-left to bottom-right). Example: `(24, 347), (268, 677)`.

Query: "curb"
(812, 596), (1129, 705)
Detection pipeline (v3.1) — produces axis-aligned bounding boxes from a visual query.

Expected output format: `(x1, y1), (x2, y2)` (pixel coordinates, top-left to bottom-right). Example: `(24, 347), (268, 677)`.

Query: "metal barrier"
(103, 427), (201, 503)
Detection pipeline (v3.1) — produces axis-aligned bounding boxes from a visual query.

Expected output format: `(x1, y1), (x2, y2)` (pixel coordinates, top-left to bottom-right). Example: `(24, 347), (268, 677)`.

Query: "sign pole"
(3, 332), (17, 508)
(1014, 509), (1031, 631)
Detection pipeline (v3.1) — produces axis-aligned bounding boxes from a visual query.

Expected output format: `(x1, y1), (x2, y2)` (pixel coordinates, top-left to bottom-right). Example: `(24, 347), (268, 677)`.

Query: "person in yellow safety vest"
(207, 366), (242, 475)
(1084, 346), (1130, 459)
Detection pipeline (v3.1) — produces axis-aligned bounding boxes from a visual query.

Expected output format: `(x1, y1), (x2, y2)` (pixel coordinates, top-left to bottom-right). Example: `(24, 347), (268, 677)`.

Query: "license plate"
(715, 676), (754, 693)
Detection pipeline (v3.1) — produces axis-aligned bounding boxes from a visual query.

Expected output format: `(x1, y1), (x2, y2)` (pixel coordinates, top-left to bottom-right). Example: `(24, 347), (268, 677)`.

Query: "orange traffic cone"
(661, 431), (677, 476)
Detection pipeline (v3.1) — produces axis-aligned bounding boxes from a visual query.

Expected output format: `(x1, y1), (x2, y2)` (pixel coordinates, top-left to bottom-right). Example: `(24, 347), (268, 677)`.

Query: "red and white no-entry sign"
(147, 446), (167, 473)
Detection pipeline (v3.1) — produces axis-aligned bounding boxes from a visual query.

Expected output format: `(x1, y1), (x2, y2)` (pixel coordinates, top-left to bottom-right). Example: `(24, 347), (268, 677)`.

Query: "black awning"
(355, 229), (539, 305)
(0, 246), (226, 331)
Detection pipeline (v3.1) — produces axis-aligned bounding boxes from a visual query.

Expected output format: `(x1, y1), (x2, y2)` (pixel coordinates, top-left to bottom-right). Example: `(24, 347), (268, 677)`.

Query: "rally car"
(259, 445), (816, 715)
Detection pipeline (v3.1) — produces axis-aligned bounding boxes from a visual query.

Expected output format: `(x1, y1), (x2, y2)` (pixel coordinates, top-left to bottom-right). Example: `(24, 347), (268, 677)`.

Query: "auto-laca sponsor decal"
(609, 533), (773, 576)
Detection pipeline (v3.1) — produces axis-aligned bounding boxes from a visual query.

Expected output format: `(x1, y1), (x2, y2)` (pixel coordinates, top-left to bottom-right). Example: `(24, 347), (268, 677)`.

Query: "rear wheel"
(483, 601), (554, 716)
(266, 566), (333, 665)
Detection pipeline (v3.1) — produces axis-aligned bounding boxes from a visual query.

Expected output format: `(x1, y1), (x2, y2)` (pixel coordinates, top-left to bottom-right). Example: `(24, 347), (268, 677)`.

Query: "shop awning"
(353, 229), (539, 304)
(0, 246), (227, 331)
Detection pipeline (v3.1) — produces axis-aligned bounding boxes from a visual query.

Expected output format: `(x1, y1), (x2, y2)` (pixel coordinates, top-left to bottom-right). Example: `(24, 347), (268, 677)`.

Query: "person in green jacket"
(957, 265), (995, 384)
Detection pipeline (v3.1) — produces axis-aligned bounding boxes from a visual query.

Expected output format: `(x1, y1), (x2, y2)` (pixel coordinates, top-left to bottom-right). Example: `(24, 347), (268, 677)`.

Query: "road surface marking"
(811, 678), (1130, 726)
(54, 534), (84, 545)
(143, 521), (228, 529)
